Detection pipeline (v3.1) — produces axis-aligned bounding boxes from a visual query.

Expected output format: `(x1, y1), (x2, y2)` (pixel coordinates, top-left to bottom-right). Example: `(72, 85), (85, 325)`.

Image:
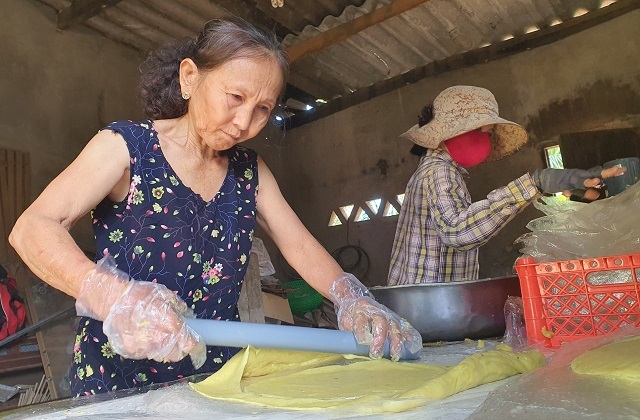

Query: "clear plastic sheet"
(469, 326), (640, 419)
(516, 181), (640, 262)
(3, 341), (507, 420)
(532, 194), (585, 215)
(502, 296), (527, 350)
(9, 335), (639, 419)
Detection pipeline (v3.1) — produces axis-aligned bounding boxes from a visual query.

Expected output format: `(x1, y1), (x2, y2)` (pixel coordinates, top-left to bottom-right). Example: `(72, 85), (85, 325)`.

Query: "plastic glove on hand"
(76, 256), (206, 369)
(564, 187), (604, 203)
(599, 165), (627, 183)
(330, 273), (422, 361)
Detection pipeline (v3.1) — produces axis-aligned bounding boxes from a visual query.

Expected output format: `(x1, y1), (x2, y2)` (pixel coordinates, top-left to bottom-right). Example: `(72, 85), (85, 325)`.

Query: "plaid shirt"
(388, 149), (539, 284)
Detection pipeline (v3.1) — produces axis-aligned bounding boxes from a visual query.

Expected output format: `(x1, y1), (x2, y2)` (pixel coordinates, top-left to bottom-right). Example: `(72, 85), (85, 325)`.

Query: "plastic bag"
(502, 296), (527, 350)
(532, 194), (585, 216)
(470, 325), (640, 419)
(0, 265), (26, 341)
(250, 237), (276, 277)
(516, 181), (640, 262)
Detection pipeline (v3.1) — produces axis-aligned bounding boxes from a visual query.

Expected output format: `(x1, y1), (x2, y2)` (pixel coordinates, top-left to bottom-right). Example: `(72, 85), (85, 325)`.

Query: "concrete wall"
(0, 1), (144, 252)
(249, 10), (640, 286)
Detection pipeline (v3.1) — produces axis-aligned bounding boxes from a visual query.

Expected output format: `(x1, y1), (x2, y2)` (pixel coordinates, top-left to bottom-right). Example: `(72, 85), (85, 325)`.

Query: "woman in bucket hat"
(388, 85), (625, 285)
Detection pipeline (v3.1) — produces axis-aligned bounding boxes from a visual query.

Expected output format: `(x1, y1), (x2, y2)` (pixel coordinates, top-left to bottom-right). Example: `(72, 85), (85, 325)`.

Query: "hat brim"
(399, 114), (528, 162)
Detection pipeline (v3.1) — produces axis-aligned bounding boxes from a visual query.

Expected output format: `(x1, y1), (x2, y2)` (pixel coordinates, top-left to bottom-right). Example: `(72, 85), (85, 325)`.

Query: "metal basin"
(370, 276), (521, 342)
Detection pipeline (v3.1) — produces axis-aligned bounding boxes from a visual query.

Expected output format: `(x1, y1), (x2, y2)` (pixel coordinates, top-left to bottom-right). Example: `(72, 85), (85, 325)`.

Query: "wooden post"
(238, 255), (266, 324)
(0, 147), (30, 264)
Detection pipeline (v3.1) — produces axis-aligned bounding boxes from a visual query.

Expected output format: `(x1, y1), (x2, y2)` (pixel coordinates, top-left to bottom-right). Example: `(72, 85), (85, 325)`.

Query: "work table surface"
(3, 337), (638, 420)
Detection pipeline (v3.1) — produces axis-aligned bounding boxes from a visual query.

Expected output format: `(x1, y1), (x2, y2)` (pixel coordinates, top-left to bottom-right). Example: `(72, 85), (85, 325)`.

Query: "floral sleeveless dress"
(70, 120), (258, 396)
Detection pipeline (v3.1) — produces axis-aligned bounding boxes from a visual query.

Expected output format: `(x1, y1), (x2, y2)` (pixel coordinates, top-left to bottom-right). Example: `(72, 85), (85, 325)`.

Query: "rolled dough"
(190, 346), (545, 414)
(571, 336), (640, 382)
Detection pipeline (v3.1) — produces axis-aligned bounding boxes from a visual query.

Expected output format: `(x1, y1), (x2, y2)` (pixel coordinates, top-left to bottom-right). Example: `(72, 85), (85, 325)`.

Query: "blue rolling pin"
(185, 318), (421, 360)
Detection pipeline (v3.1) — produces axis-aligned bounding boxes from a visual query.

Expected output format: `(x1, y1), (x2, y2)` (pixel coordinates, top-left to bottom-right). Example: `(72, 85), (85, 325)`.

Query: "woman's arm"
(10, 128), (206, 367)
(255, 157), (422, 359)
(254, 157), (342, 297)
(426, 166), (538, 251)
(9, 129), (131, 297)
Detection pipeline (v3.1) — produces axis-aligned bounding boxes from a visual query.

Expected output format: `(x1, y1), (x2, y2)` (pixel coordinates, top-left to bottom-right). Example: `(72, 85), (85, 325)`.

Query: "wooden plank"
(286, 0), (430, 62)
(6, 150), (16, 241)
(14, 269), (55, 399)
(214, 0), (291, 40)
(0, 149), (9, 224)
(34, 329), (58, 400)
(288, 0), (640, 128)
(0, 354), (42, 372)
(10, 263), (76, 400)
(23, 153), (31, 211)
(0, 149), (30, 263)
(0, 337), (42, 374)
(10, 151), (24, 262)
(0, 149), (8, 262)
(57, 0), (125, 30)
(238, 256), (265, 324)
(0, 223), (6, 263)
(15, 152), (23, 214)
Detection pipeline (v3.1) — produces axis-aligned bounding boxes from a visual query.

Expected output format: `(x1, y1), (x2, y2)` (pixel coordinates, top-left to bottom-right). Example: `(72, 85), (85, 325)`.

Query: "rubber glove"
(75, 255), (206, 369)
(532, 167), (603, 194)
(566, 187), (604, 203)
(329, 273), (423, 361)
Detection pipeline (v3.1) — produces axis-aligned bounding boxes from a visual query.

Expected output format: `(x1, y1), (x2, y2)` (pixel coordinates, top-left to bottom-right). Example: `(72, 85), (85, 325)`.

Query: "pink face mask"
(443, 130), (492, 168)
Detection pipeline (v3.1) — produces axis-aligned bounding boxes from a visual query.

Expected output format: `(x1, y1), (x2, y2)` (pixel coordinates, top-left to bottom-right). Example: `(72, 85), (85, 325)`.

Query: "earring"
(182, 92), (190, 100)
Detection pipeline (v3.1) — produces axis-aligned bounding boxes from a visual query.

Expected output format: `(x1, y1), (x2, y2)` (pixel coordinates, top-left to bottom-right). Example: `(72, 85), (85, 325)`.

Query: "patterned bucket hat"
(399, 85), (528, 162)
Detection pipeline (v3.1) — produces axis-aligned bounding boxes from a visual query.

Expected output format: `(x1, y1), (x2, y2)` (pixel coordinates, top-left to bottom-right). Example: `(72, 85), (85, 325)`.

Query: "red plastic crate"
(515, 253), (640, 348)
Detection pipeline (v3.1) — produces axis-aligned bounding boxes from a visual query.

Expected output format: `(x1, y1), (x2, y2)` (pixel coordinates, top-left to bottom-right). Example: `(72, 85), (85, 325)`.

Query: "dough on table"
(190, 346), (545, 414)
(571, 336), (640, 382)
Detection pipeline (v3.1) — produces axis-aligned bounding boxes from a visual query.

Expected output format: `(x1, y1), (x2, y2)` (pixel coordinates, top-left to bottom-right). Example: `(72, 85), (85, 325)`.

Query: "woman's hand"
(533, 166), (626, 194)
(76, 256), (206, 369)
(330, 273), (423, 361)
(593, 165), (627, 185)
(252, 158), (422, 359)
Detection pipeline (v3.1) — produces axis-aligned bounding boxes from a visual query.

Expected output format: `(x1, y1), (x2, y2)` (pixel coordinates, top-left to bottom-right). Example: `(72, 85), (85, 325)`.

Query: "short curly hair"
(410, 104), (434, 156)
(137, 17), (290, 120)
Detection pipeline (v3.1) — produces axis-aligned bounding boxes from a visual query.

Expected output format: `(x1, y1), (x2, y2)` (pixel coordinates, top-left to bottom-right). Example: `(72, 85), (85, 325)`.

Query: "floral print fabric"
(70, 120), (258, 396)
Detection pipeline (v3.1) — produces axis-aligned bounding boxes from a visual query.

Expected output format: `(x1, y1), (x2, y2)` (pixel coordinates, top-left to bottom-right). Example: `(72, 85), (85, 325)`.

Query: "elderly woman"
(388, 85), (625, 285)
(10, 18), (421, 397)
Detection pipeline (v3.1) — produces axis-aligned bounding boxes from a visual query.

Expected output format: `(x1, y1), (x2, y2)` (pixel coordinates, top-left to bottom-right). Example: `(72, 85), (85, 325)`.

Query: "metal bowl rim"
(369, 275), (519, 291)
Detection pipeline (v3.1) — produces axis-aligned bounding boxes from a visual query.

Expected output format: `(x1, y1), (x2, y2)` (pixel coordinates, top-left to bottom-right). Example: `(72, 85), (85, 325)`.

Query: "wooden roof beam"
(213, 0), (292, 40)
(57, 0), (124, 30)
(286, 0), (430, 62)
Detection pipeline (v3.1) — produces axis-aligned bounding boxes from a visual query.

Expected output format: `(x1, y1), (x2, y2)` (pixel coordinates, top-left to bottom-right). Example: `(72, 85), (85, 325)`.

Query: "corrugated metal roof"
(35, 0), (635, 125)
(282, 0), (608, 99)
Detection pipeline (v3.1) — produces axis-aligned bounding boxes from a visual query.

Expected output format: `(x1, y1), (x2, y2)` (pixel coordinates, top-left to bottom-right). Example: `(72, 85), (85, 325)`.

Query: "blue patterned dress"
(70, 120), (258, 396)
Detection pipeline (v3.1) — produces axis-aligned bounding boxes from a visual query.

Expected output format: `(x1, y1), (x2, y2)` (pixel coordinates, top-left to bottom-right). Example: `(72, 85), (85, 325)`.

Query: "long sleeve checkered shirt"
(388, 149), (539, 284)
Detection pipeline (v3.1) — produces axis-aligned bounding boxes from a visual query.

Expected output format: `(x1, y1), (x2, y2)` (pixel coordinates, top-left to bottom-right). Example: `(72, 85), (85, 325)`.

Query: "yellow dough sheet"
(571, 335), (640, 382)
(190, 346), (545, 414)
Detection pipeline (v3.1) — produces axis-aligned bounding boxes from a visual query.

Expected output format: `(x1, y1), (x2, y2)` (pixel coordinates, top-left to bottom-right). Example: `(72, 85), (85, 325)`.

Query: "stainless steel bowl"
(370, 276), (521, 342)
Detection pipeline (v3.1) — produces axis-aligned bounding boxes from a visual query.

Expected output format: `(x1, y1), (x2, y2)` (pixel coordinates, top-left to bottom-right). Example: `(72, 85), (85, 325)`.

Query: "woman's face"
(183, 56), (283, 150)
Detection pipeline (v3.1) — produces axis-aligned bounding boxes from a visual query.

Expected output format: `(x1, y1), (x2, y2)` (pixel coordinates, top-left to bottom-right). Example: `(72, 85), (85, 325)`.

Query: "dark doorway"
(560, 128), (640, 169)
